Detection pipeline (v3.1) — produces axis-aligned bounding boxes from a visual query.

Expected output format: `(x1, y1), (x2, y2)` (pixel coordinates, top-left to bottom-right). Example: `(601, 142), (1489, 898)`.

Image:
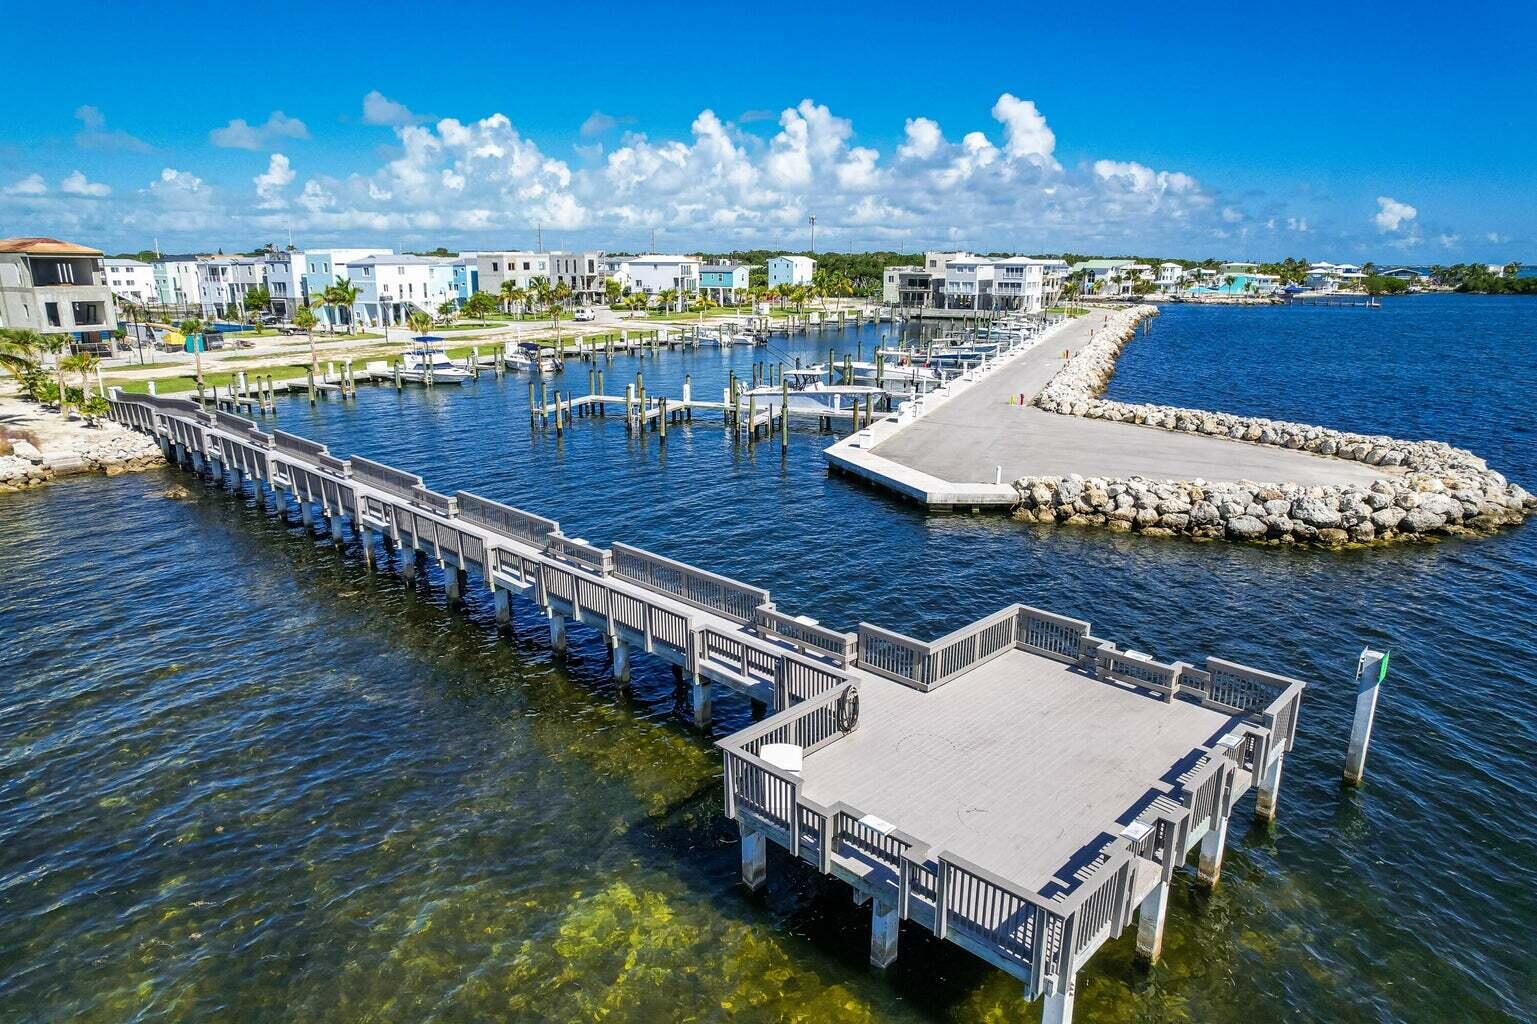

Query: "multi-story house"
(0, 236), (117, 350)
(475, 251), (552, 303)
(344, 254), (459, 327)
(262, 250), (306, 318)
(104, 258), (159, 305)
(153, 255), (203, 308)
(767, 254), (815, 288)
(885, 253), (1066, 312)
(699, 262), (751, 304)
(605, 255), (701, 306)
(303, 248), (392, 328)
(197, 256), (267, 318)
(547, 250), (606, 307)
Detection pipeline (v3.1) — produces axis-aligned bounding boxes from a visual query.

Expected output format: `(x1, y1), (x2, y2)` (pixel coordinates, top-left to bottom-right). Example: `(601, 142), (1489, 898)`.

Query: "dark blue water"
(3, 297), (1534, 1022)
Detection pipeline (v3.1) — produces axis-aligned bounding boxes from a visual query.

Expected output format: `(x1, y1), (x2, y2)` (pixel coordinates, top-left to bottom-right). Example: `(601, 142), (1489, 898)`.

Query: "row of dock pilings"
(154, 427), (726, 729)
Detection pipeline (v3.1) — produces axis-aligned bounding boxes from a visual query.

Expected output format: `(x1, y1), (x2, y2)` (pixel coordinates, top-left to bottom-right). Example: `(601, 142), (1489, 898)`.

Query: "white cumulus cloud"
(60, 170), (110, 197)
(1373, 195), (1417, 233)
(362, 91), (421, 127)
(253, 154), (295, 208)
(211, 112), (310, 150)
(4, 173), (47, 196)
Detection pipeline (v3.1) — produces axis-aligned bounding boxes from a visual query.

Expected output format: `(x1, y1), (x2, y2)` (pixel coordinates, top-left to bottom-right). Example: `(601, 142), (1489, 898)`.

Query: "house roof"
(1070, 259), (1133, 270)
(347, 254), (449, 267)
(0, 236), (103, 256)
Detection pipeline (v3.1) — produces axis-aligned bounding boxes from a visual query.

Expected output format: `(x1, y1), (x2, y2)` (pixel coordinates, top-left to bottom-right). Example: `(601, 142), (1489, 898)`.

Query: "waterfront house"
(1157, 262), (1185, 290)
(303, 248), (392, 328)
(699, 262), (752, 304)
(0, 236), (117, 351)
(767, 254), (816, 288)
(882, 265), (935, 307)
(345, 254), (459, 327)
(548, 250), (607, 307)
(152, 255), (203, 309)
(476, 251), (551, 304)
(606, 255), (702, 306)
(261, 250), (306, 319)
(1069, 259), (1137, 296)
(104, 258), (159, 305)
(196, 256), (268, 319)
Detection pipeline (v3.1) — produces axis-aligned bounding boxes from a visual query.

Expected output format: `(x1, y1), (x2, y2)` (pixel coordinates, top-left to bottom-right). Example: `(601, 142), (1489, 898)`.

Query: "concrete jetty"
(106, 387), (1311, 1023)
(828, 307), (1534, 543)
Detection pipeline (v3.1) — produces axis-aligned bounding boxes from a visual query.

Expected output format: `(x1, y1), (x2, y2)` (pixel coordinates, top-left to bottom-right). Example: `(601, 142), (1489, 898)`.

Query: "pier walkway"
(106, 388), (1307, 1024)
(832, 313), (1391, 508)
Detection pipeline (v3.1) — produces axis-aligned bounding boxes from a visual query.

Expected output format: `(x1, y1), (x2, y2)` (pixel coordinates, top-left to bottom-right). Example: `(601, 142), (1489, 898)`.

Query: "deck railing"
(350, 456), (423, 502)
(723, 749), (800, 845)
(410, 485), (458, 519)
(611, 542), (769, 623)
(752, 605), (857, 666)
(544, 534), (614, 575)
(1015, 604), (1091, 664)
(1094, 644), (1184, 700)
(272, 430), (328, 459)
(455, 491), (559, 548)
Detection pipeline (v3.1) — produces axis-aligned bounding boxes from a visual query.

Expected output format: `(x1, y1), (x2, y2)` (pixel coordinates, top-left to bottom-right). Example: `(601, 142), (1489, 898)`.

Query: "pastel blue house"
(699, 262), (751, 303)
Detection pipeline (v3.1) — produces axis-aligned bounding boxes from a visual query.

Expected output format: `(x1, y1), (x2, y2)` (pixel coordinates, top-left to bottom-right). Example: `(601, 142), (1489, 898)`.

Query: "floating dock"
(106, 388), (1308, 1024)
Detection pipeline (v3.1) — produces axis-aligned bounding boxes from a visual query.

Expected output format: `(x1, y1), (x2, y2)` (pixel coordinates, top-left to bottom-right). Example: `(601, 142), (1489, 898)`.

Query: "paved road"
(873, 312), (1391, 488)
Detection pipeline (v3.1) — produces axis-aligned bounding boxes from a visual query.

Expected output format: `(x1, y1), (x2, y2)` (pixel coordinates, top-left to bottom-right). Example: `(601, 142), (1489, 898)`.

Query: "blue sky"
(2, 0), (1532, 260)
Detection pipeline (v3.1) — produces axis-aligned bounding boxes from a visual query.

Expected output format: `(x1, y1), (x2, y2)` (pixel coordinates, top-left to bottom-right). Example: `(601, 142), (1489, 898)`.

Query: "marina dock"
(828, 310), (1397, 509)
(106, 387), (1309, 1023)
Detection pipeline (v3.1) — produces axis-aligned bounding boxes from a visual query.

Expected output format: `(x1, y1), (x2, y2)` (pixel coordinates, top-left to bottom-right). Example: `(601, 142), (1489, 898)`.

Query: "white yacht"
(400, 337), (471, 385)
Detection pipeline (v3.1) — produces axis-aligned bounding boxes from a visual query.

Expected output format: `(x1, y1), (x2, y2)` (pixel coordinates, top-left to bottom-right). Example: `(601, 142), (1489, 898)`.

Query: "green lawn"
(107, 364), (316, 395)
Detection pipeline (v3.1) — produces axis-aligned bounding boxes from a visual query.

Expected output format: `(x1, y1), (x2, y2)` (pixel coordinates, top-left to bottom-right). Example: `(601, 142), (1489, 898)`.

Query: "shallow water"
(3, 297), (1534, 1022)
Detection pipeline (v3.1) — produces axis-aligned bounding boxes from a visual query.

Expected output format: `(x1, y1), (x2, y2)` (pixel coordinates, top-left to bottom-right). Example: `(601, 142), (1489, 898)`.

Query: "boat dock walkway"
(828, 312), (1393, 509)
(106, 388), (1309, 1024)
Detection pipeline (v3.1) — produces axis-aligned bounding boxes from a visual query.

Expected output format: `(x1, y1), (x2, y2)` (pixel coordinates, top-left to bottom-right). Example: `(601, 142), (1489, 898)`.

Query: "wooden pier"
(106, 388), (1309, 1023)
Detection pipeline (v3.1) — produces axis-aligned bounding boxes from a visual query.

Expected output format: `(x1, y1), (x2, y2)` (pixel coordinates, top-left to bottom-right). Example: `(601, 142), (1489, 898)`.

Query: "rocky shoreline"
(1013, 305), (1535, 546)
(0, 397), (165, 494)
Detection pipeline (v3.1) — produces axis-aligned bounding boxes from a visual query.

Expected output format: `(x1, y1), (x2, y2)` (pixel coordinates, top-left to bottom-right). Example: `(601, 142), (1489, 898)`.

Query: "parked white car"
(573, 308), (596, 322)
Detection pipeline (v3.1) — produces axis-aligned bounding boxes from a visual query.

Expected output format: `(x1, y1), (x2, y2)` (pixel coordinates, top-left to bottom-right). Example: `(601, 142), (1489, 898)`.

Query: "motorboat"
(744, 368), (889, 415)
(400, 337), (471, 384)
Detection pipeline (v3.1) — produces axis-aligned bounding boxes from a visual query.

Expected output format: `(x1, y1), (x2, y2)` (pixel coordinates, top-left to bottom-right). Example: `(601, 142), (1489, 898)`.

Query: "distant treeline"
(1428, 263), (1535, 294)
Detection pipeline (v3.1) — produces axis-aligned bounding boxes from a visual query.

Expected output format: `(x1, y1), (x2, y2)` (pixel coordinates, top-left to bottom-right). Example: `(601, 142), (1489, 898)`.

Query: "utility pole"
(809, 215), (816, 255)
(650, 227), (656, 253)
(537, 223), (543, 252)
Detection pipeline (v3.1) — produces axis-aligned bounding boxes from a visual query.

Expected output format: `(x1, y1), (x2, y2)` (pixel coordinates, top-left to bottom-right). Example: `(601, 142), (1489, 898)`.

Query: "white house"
(104, 258), (159, 305)
(345, 254), (459, 327)
(886, 254), (1066, 312)
(607, 255), (701, 304)
(767, 255), (815, 288)
(476, 251), (551, 302)
(1069, 259), (1137, 296)
(1156, 262), (1185, 290)
(152, 256), (202, 307)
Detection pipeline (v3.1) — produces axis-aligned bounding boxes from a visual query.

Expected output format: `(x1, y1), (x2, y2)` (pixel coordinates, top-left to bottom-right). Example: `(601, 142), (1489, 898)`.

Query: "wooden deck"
(105, 387), (1307, 1024)
(802, 652), (1240, 895)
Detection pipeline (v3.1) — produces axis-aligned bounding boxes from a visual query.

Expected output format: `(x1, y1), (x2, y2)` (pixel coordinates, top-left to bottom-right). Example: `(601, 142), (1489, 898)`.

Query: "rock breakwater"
(1014, 306), (1535, 545)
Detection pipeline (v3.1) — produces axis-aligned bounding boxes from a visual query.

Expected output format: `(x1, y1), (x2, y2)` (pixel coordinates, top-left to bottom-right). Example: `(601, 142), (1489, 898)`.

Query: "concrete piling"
(1345, 648), (1388, 785)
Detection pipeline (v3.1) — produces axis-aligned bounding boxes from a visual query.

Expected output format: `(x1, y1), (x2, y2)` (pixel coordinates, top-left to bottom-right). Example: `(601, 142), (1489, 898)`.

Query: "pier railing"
(752, 606), (857, 667)
(455, 491), (558, 547)
(611, 543), (770, 624)
(857, 604), (1093, 690)
(106, 386), (1312, 1004)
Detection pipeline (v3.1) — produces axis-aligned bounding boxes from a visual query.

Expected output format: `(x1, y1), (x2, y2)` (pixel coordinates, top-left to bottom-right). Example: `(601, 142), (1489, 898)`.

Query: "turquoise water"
(2, 297), (1534, 1021)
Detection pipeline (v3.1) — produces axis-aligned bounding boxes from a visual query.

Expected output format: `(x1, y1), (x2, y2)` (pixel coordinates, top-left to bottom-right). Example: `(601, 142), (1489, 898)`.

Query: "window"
(45, 302), (60, 327)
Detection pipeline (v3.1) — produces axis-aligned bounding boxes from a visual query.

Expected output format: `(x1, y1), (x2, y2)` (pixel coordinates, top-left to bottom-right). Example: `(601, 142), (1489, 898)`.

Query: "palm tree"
(657, 288), (678, 314)
(499, 279), (520, 315)
(179, 318), (206, 390)
(329, 277), (362, 334)
(604, 278), (623, 308)
(627, 291), (648, 318)
(33, 334), (70, 415)
(436, 300), (458, 324)
(408, 310), (433, 337)
(293, 306), (320, 373)
(63, 351), (99, 402)
(0, 327), (40, 380)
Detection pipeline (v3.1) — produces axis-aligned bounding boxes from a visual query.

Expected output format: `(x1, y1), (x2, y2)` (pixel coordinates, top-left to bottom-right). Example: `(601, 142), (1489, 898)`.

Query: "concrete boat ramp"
(108, 388), (1307, 1024)
(828, 311), (1391, 509)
